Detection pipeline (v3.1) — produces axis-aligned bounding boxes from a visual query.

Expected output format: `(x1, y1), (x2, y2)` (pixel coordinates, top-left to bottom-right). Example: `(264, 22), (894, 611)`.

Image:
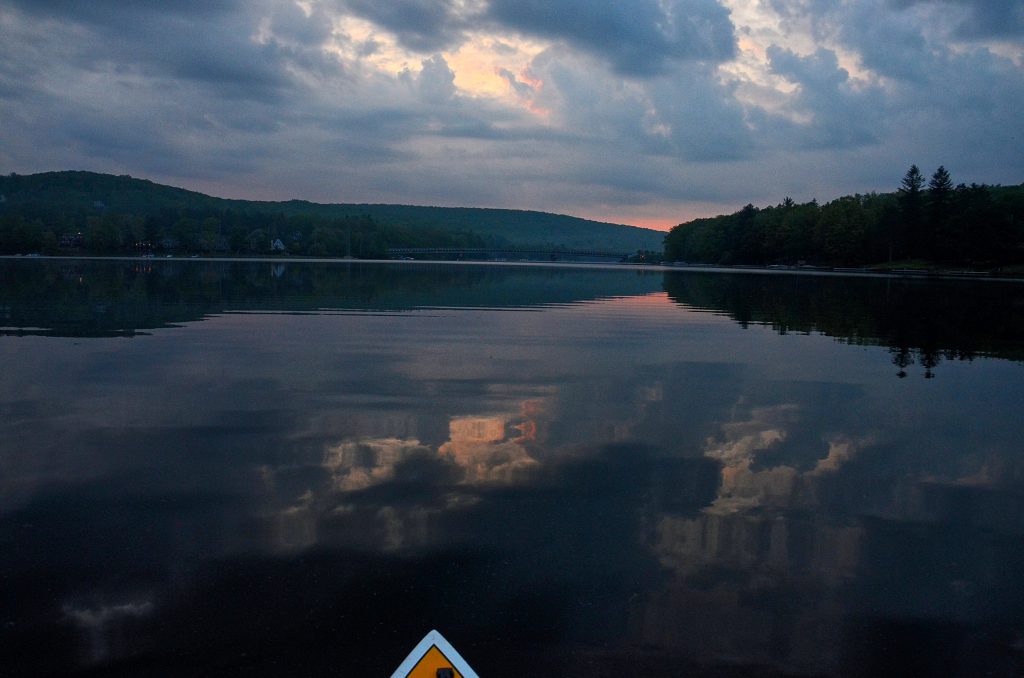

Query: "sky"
(0, 0), (1021, 229)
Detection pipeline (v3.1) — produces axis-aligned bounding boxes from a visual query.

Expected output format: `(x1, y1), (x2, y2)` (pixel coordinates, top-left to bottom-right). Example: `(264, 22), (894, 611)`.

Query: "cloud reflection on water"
(2, 262), (1024, 675)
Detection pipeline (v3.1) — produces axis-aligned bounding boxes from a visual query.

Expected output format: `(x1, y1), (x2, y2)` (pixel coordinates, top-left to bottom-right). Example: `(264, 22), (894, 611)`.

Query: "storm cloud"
(0, 0), (1020, 226)
(339, 0), (468, 53)
(484, 0), (737, 75)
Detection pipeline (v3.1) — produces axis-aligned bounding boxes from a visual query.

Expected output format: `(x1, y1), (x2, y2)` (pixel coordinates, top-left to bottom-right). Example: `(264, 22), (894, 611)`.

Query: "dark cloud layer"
(0, 0), (1020, 223)
(337, 0), (738, 75)
(485, 0), (736, 75)
(5, 0), (238, 23)
(339, 0), (467, 52)
(767, 46), (882, 148)
(886, 0), (1024, 39)
(951, 0), (1024, 38)
(2, 0), (321, 101)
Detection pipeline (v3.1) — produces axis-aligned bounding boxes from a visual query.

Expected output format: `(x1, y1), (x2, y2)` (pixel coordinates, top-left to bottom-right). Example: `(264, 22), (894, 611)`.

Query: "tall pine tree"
(898, 165), (924, 258)
(928, 165), (953, 260)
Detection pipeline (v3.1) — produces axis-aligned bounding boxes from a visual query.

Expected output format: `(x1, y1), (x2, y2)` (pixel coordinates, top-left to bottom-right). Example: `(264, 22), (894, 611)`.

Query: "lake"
(2, 259), (1023, 677)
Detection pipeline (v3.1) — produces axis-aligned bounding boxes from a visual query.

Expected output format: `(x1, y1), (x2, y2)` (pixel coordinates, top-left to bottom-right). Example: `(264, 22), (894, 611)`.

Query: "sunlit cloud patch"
(0, 0), (1020, 228)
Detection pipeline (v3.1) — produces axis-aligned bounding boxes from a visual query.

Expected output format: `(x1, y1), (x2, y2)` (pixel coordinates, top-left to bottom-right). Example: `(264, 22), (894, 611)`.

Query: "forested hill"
(664, 166), (1024, 270)
(0, 171), (663, 255)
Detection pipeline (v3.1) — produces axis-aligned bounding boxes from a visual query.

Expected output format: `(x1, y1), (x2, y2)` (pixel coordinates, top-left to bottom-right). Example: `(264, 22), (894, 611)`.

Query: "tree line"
(0, 205), (491, 258)
(0, 170), (664, 256)
(664, 167), (1024, 269)
(0, 172), (490, 257)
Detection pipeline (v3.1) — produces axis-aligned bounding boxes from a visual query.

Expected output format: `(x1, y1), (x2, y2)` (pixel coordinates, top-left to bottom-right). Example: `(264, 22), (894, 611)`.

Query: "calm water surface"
(2, 259), (1024, 677)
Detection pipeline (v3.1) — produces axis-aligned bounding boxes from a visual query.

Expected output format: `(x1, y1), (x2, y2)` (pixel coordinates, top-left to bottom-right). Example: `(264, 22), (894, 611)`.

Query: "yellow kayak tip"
(390, 629), (479, 678)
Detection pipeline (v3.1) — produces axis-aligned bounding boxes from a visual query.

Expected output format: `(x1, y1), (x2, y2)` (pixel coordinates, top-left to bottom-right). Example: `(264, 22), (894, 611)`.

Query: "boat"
(390, 629), (479, 678)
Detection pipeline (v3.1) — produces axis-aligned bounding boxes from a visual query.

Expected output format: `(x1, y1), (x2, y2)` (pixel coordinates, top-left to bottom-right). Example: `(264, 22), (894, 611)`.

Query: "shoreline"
(2, 254), (1021, 283)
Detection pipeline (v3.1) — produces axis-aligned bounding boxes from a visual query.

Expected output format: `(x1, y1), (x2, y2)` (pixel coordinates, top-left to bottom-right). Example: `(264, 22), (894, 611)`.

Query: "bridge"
(387, 247), (630, 262)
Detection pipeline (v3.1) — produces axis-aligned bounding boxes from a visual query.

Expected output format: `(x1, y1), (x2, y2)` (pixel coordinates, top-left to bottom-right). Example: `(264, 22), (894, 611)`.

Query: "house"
(59, 232), (84, 248)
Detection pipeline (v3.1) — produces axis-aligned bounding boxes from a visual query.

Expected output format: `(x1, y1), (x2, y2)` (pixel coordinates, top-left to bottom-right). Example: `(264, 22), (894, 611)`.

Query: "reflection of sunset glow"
(438, 398), (549, 483)
(512, 418), (537, 444)
(514, 399), (544, 443)
(703, 404), (797, 514)
(703, 406), (868, 515)
(280, 397), (549, 550)
(440, 415), (539, 483)
(323, 437), (430, 491)
(654, 401), (866, 581)
(808, 437), (859, 476)
(608, 292), (671, 306)
(561, 292), (733, 332)
(448, 416), (506, 443)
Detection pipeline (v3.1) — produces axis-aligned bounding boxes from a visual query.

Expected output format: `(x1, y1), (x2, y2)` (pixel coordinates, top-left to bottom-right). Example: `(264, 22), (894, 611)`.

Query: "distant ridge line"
(0, 170), (665, 252)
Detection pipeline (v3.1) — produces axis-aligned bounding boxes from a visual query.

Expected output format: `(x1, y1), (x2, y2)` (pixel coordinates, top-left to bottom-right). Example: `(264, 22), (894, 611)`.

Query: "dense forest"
(664, 166), (1024, 270)
(0, 171), (662, 257)
(0, 172), (488, 257)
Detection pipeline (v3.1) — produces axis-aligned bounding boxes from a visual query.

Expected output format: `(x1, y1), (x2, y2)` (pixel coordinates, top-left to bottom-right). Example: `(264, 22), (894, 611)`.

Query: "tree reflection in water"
(2, 260), (1023, 676)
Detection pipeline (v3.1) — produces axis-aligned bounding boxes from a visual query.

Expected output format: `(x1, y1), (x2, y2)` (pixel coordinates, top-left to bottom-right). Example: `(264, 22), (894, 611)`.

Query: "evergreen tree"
(928, 165), (953, 196)
(899, 165), (924, 205)
(928, 165), (954, 260)
(898, 165), (924, 258)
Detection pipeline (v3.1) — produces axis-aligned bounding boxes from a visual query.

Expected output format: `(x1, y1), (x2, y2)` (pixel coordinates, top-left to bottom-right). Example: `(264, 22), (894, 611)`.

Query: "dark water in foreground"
(2, 259), (1024, 677)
